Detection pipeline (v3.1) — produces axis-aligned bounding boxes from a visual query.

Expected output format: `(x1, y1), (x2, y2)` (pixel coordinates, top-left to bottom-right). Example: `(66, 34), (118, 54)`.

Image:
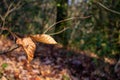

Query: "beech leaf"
(30, 34), (57, 44)
(16, 37), (36, 63)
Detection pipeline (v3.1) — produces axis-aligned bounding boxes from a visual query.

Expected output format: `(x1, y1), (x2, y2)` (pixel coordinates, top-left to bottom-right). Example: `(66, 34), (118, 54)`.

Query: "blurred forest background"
(0, 0), (120, 60)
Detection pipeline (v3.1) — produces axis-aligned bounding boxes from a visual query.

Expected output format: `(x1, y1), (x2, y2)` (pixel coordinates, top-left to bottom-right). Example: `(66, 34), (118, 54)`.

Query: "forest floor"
(0, 36), (119, 80)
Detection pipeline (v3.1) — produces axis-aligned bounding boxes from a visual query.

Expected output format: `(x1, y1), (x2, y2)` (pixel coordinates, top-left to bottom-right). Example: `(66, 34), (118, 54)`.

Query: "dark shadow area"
(34, 43), (119, 80)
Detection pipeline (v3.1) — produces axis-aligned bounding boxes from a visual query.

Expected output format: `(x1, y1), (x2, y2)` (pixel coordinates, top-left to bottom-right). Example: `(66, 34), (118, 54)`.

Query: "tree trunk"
(55, 0), (68, 45)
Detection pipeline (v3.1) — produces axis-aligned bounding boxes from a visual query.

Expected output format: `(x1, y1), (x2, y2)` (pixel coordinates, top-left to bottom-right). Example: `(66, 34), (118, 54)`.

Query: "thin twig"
(4, 1), (21, 19)
(0, 14), (4, 21)
(43, 16), (91, 34)
(0, 28), (20, 54)
(0, 3), (13, 34)
(114, 58), (120, 72)
(3, 2), (14, 19)
(9, 1), (21, 13)
(97, 2), (120, 15)
(0, 1), (22, 34)
(69, 21), (80, 44)
(49, 27), (69, 36)
(0, 44), (19, 54)
(0, 27), (19, 39)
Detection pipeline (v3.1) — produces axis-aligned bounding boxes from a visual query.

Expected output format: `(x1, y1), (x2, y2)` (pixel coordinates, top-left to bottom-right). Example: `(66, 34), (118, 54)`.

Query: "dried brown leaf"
(35, 76), (43, 80)
(30, 34), (57, 44)
(1, 76), (7, 80)
(16, 37), (36, 63)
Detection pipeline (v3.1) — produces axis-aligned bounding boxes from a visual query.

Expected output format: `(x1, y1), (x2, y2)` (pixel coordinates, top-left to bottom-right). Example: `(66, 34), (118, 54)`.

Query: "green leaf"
(1, 63), (8, 69)
(62, 75), (70, 80)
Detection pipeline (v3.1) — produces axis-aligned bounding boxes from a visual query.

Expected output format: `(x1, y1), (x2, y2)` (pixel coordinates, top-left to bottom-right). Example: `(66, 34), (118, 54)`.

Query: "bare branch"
(4, 1), (21, 19)
(3, 2), (14, 19)
(43, 16), (91, 34)
(97, 2), (120, 15)
(0, 44), (19, 54)
(0, 1), (22, 34)
(0, 27), (20, 39)
(49, 27), (69, 36)
(114, 58), (120, 72)
(0, 14), (4, 21)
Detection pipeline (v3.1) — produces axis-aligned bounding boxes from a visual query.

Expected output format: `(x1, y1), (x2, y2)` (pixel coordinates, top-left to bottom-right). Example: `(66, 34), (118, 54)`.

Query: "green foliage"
(1, 63), (8, 69)
(67, 0), (120, 58)
(62, 75), (70, 80)
(0, 0), (56, 34)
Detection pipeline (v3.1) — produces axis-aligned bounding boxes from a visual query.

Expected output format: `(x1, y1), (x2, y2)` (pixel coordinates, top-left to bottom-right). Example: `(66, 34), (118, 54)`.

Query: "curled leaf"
(16, 37), (36, 63)
(30, 34), (57, 44)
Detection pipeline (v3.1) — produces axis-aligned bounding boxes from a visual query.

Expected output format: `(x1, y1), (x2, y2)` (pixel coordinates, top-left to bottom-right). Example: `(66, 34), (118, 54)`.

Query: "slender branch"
(97, 2), (120, 15)
(8, 2), (14, 10)
(69, 21), (80, 44)
(0, 20), (5, 34)
(9, 1), (21, 13)
(43, 16), (91, 34)
(49, 27), (69, 36)
(3, 2), (14, 19)
(114, 58), (120, 72)
(0, 44), (19, 54)
(4, 1), (21, 19)
(0, 27), (19, 39)
(0, 1), (22, 34)
(0, 15), (4, 21)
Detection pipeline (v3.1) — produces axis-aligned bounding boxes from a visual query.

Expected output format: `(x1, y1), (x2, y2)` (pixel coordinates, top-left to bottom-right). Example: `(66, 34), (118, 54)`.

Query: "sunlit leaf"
(30, 34), (57, 44)
(16, 37), (36, 63)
